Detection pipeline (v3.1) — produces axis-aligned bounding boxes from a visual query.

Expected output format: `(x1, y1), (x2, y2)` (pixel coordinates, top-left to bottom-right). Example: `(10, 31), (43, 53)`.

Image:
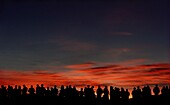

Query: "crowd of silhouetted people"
(0, 84), (170, 105)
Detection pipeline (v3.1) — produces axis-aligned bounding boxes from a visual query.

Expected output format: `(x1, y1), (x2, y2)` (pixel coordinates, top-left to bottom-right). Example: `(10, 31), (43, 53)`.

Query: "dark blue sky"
(0, 0), (169, 71)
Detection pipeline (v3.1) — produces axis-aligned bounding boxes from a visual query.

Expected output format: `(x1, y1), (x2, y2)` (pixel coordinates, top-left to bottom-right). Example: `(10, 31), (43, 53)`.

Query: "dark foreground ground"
(0, 95), (170, 105)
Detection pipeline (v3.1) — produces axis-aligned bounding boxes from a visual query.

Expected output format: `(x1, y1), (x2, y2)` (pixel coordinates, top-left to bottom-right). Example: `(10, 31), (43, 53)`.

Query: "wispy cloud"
(65, 62), (96, 69)
(99, 48), (132, 58)
(116, 58), (149, 66)
(0, 63), (169, 89)
(51, 37), (96, 52)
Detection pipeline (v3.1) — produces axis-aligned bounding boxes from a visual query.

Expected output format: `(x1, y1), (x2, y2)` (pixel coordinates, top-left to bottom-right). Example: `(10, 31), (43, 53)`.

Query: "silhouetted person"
(84, 85), (90, 99)
(0, 85), (7, 98)
(36, 84), (41, 96)
(120, 88), (129, 104)
(79, 88), (84, 98)
(132, 87), (137, 99)
(168, 86), (170, 98)
(146, 85), (151, 95)
(161, 86), (166, 96)
(103, 86), (109, 101)
(52, 85), (58, 96)
(165, 86), (170, 97)
(110, 86), (115, 102)
(125, 89), (130, 100)
(136, 86), (142, 99)
(7, 85), (13, 99)
(153, 84), (160, 96)
(40, 84), (45, 97)
(14, 85), (21, 97)
(72, 86), (79, 98)
(22, 85), (28, 96)
(18, 85), (22, 96)
(114, 87), (121, 102)
(87, 85), (95, 100)
(45, 87), (51, 97)
(28, 85), (35, 96)
(97, 85), (103, 100)
(83, 85), (95, 105)
(120, 88), (126, 99)
(59, 85), (65, 97)
(66, 85), (72, 98)
(2, 83), (170, 105)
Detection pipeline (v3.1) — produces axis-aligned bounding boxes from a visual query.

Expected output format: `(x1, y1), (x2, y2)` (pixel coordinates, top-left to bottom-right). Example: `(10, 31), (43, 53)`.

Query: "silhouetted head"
(47, 87), (49, 90)
(31, 85), (33, 88)
(1, 85), (4, 88)
(23, 84), (25, 87)
(41, 84), (44, 87)
(121, 88), (124, 91)
(66, 86), (69, 89)
(73, 86), (76, 90)
(69, 85), (72, 88)
(54, 85), (57, 88)
(36, 84), (39, 87)
(133, 87), (136, 90)
(98, 85), (101, 88)
(165, 86), (168, 89)
(61, 85), (64, 89)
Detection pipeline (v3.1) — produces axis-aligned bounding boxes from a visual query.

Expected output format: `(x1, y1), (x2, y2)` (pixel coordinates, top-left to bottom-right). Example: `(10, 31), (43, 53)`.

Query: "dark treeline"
(0, 84), (170, 105)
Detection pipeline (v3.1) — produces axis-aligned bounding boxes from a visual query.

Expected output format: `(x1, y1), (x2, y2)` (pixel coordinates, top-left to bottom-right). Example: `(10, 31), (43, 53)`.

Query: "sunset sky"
(0, 0), (169, 92)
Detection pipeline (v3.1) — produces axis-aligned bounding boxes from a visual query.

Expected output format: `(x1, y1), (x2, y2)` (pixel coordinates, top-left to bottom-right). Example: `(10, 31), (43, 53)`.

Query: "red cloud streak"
(0, 63), (170, 92)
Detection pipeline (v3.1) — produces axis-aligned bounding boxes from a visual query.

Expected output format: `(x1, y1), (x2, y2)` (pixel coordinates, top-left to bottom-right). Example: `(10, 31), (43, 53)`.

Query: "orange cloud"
(0, 63), (169, 91)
